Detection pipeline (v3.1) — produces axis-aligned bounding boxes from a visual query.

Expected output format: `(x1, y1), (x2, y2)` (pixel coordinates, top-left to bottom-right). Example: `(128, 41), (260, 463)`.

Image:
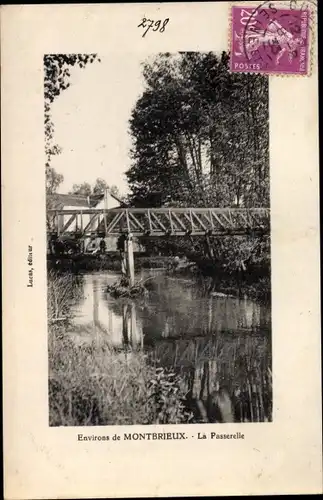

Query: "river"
(69, 270), (271, 346)
(62, 270), (272, 422)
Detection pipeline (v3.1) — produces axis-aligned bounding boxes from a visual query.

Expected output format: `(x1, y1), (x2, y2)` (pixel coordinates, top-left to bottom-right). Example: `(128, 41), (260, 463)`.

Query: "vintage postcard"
(2, 1), (321, 498)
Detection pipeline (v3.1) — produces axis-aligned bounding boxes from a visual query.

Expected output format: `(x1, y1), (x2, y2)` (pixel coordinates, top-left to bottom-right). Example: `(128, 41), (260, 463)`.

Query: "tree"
(70, 178), (123, 200)
(93, 178), (109, 195)
(46, 166), (64, 231)
(126, 52), (270, 268)
(70, 182), (92, 197)
(127, 52), (269, 209)
(108, 185), (122, 200)
(46, 166), (64, 195)
(44, 54), (101, 193)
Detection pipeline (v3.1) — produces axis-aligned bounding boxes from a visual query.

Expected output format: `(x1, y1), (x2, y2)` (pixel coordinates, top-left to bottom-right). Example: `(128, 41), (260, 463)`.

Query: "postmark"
(230, 2), (311, 75)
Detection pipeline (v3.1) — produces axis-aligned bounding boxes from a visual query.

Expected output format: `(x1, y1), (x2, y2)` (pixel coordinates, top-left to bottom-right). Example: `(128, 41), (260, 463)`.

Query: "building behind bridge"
(47, 190), (144, 253)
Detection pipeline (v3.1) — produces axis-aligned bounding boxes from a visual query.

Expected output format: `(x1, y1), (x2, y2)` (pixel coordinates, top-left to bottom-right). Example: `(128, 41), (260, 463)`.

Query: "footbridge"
(47, 207), (270, 238)
(47, 207), (270, 285)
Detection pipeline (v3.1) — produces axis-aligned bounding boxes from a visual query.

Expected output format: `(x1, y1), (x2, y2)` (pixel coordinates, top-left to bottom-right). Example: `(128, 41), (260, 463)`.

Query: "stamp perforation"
(228, 0), (316, 77)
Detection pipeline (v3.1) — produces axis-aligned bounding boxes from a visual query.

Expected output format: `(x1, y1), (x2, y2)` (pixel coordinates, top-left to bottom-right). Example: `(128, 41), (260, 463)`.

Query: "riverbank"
(48, 271), (272, 426)
(49, 323), (272, 426)
(47, 253), (171, 272)
(48, 271), (194, 425)
(49, 325), (192, 426)
(47, 254), (271, 302)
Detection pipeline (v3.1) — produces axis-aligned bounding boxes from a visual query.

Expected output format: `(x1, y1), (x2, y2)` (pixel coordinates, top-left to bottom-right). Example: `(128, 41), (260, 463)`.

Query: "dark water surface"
(69, 271), (270, 344)
(67, 270), (272, 421)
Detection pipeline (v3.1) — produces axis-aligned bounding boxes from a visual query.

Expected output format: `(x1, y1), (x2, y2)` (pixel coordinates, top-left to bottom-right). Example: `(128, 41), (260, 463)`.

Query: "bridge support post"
(121, 253), (127, 275)
(126, 233), (135, 287)
(205, 234), (214, 259)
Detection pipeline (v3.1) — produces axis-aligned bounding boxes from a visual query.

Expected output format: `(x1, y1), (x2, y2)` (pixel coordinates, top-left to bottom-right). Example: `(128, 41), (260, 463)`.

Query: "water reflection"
(66, 272), (271, 421)
(70, 275), (144, 349)
(68, 272), (270, 355)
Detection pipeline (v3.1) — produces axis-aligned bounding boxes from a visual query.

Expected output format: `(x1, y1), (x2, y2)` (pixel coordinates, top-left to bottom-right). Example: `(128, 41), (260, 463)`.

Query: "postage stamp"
(230, 3), (310, 75)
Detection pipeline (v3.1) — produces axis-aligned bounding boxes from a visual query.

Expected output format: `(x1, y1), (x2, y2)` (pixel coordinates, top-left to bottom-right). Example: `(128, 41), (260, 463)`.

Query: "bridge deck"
(47, 207), (270, 238)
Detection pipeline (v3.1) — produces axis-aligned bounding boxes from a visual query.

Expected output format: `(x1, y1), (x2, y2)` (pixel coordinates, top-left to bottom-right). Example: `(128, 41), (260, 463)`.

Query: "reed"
(49, 326), (271, 424)
(184, 335), (272, 423)
(48, 326), (191, 426)
(47, 270), (271, 425)
(47, 270), (83, 323)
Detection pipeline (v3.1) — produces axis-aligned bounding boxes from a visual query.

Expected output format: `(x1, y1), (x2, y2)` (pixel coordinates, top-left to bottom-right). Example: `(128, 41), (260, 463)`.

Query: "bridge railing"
(47, 207), (270, 237)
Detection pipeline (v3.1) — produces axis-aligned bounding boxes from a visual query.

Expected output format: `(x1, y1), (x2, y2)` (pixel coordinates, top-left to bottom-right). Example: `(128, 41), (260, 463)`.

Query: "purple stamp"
(230, 4), (310, 75)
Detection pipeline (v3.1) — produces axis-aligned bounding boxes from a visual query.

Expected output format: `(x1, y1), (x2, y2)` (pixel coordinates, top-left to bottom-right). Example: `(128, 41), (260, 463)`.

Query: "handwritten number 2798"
(138, 18), (169, 37)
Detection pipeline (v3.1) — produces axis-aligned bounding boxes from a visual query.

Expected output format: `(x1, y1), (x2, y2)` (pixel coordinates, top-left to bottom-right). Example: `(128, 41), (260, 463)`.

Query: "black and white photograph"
(3, 2), (321, 497)
(46, 51), (271, 426)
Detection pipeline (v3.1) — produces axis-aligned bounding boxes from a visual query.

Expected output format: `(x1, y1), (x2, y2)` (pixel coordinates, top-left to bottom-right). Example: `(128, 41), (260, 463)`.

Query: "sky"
(50, 53), (151, 196)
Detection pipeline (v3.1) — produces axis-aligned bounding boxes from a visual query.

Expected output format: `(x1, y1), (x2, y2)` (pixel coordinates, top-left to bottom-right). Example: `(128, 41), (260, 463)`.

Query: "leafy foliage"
(48, 328), (192, 426)
(69, 178), (122, 198)
(127, 52), (269, 208)
(70, 182), (92, 197)
(126, 52), (270, 270)
(46, 166), (64, 195)
(44, 54), (101, 194)
(147, 367), (193, 424)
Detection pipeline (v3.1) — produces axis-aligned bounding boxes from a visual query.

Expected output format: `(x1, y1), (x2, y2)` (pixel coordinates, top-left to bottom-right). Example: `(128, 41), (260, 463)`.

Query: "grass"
(48, 324), (272, 425)
(213, 336), (272, 423)
(47, 270), (272, 425)
(150, 333), (272, 423)
(48, 327), (192, 426)
(47, 270), (83, 322)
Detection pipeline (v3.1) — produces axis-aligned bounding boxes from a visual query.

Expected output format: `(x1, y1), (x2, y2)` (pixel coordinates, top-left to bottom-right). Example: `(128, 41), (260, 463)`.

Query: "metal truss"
(47, 207), (270, 238)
